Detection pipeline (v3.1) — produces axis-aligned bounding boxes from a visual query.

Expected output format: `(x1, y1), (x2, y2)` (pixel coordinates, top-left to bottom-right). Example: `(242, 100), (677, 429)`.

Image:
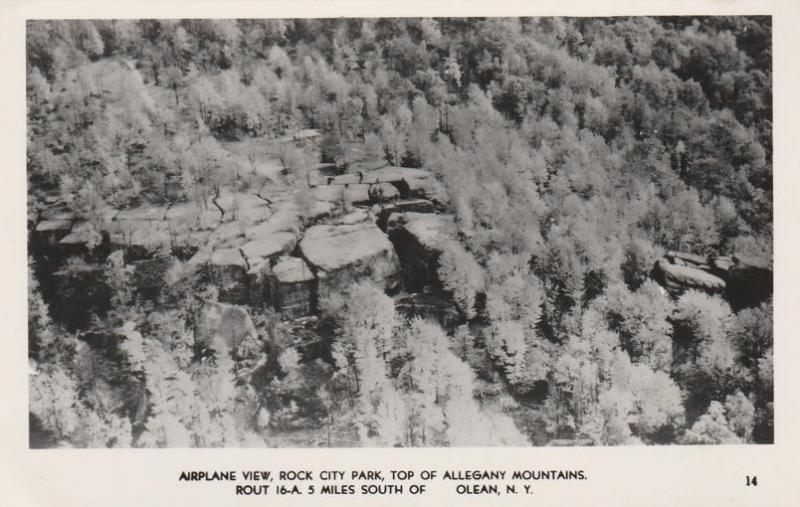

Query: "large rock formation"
(665, 250), (710, 270)
(269, 256), (316, 316)
(240, 232), (297, 273)
(376, 199), (435, 230)
(34, 218), (74, 246)
(31, 166), (456, 321)
(652, 251), (772, 309)
(652, 259), (726, 294)
(386, 212), (457, 290)
(299, 222), (400, 298)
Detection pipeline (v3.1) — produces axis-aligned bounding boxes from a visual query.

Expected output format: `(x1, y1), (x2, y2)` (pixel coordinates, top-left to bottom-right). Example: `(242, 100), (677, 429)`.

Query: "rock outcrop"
(652, 259), (726, 294)
(34, 218), (74, 246)
(299, 222), (400, 299)
(32, 164), (457, 320)
(652, 251), (772, 309)
(269, 256), (316, 316)
(376, 199), (435, 230)
(665, 250), (710, 270)
(317, 167), (448, 207)
(386, 212), (457, 290)
(240, 232), (297, 273)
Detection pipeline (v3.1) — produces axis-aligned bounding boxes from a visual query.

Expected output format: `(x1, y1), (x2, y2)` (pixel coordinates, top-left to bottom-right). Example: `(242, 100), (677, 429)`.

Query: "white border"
(2, 1), (798, 505)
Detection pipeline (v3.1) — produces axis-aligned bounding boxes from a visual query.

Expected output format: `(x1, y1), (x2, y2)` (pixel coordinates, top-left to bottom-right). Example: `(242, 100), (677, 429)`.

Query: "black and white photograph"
(26, 16), (774, 449)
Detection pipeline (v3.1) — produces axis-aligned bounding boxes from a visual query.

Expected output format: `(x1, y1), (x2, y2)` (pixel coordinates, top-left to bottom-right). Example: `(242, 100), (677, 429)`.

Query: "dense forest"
(27, 17), (773, 447)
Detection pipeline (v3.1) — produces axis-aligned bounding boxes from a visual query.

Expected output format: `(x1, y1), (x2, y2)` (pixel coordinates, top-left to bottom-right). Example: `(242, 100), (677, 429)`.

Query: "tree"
(120, 321), (259, 447)
(437, 240), (485, 319)
(728, 301), (772, 371)
(597, 281), (674, 372)
(30, 365), (83, 446)
(327, 281), (405, 445)
(724, 391), (755, 443)
(277, 142), (315, 178)
(679, 401), (741, 445)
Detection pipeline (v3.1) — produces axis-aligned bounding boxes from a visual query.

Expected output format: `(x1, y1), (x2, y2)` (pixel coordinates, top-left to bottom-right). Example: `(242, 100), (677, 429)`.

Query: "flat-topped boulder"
(313, 185), (344, 203)
(244, 199), (302, 240)
(309, 200), (336, 221)
(245, 219), (298, 242)
(215, 192), (272, 225)
(712, 255), (735, 274)
(665, 251), (710, 270)
(362, 166), (433, 184)
(209, 220), (245, 247)
(376, 199), (435, 230)
(116, 206), (168, 221)
(652, 259), (726, 294)
(210, 247), (247, 268)
(34, 206), (109, 249)
(299, 222), (399, 296)
(58, 222), (103, 255)
(342, 184), (371, 205)
(39, 207), (76, 222)
(240, 232), (297, 273)
(36, 218), (74, 233)
(335, 209), (371, 225)
(269, 256), (316, 316)
(34, 219), (74, 246)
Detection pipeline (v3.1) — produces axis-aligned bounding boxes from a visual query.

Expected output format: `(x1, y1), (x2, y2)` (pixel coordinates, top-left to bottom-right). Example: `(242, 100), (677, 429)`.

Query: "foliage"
(27, 16), (773, 446)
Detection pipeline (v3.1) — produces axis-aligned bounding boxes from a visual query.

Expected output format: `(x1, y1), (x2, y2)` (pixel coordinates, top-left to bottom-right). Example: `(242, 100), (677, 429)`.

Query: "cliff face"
(300, 221), (400, 298)
(386, 212), (457, 291)
(268, 256), (316, 317)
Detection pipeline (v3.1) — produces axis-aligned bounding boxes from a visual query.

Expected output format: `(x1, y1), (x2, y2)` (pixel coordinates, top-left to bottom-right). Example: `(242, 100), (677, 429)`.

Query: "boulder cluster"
(32, 166), (452, 321)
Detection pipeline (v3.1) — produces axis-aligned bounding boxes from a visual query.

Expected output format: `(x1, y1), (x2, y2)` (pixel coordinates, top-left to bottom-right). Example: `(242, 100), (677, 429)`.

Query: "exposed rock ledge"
(387, 212), (457, 290)
(652, 251), (772, 310)
(299, 221), (400, 300)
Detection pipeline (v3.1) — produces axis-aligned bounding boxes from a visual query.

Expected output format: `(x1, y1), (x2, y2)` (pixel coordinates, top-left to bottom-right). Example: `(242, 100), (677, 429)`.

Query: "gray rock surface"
(269, 256), (316, 316)
(299, 222), (399, 297)
(653, 259), (726, 293)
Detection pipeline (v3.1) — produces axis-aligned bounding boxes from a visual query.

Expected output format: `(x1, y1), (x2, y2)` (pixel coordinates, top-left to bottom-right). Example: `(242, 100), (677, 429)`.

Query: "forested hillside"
(27, 17), (773, 447)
